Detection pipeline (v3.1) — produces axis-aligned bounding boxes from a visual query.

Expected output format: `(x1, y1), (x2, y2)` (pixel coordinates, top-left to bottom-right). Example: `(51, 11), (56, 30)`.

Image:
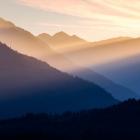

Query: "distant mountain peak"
(38, 33), (52, 41)
(71, 35), (86, 42)
(53, 31), (70, 38)
(0, 17), (15, 28)
(38, 33), (52, 38)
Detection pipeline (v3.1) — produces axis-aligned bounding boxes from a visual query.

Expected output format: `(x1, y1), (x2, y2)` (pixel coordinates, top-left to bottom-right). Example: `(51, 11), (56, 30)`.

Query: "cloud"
(17, 0), (140, 17)
(17, 0), (84, 17)
(16, 0), (140, 40)
(17, 0), (140, 21)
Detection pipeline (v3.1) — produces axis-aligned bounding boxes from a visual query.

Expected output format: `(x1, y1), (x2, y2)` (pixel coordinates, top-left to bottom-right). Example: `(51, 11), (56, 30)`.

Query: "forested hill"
(0, 99), (139, 140)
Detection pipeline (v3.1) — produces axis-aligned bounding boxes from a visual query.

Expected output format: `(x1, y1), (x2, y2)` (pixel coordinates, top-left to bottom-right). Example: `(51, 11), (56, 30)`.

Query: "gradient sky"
(1, 0), (140, 41)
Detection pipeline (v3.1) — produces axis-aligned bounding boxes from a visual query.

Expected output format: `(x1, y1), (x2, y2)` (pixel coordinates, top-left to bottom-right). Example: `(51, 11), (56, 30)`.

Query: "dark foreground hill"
(0, 42), (117, 118)
(0, 99), (139, 140)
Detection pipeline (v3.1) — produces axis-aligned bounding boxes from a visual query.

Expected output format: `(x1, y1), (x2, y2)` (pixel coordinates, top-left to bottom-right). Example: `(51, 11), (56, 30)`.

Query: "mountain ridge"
(0, 42), (118, 118)
(0, 17), (138, 101)
(38, 31), (87, 49)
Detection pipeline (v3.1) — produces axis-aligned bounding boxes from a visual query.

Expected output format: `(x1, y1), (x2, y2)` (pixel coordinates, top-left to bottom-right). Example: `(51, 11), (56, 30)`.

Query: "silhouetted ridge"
(38, 30), (138, 101)
(0, 99), (139, 140)
(0, 42), (117, 118)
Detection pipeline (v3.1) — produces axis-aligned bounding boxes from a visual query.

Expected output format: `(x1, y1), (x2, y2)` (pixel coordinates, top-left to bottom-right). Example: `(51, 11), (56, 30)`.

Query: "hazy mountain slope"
(38, 32), (88, 53)
(0, 18), (81, 72)
(95, 54), (140, 94)
(38, 33), (131, 54)
(74, 38), (140, 95)
(62, 37), (138, 67)
(0, 18), (49, 56)
(43, 32), (140, 98)
(0, 18), (137, 101)
(92, 37), (132, 46)
(0, 42), (118, 118)
(75, 68), (139, 100)
(38, 31), (138, 100)
(38, 31), (87, 46)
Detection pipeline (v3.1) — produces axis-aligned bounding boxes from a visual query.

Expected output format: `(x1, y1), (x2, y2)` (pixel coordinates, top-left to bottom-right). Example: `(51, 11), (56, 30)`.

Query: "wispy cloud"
(17, 0), (140, 18)
(15, 0), (140, 40)
(17, 0), (140, 26)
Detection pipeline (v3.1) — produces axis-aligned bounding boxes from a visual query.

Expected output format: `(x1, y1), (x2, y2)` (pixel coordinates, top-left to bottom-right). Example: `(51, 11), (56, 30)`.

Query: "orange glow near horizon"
(16, 0), (140, 41)
(0, 0), (140, 41)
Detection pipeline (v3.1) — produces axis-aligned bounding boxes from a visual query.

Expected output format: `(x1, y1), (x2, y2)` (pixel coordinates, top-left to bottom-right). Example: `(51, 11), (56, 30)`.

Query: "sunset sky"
(1, 0), (140, 41)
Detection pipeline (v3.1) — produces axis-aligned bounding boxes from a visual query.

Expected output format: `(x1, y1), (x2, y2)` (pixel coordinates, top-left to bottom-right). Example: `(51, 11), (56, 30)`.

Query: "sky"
(0, 0), (140, 41)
